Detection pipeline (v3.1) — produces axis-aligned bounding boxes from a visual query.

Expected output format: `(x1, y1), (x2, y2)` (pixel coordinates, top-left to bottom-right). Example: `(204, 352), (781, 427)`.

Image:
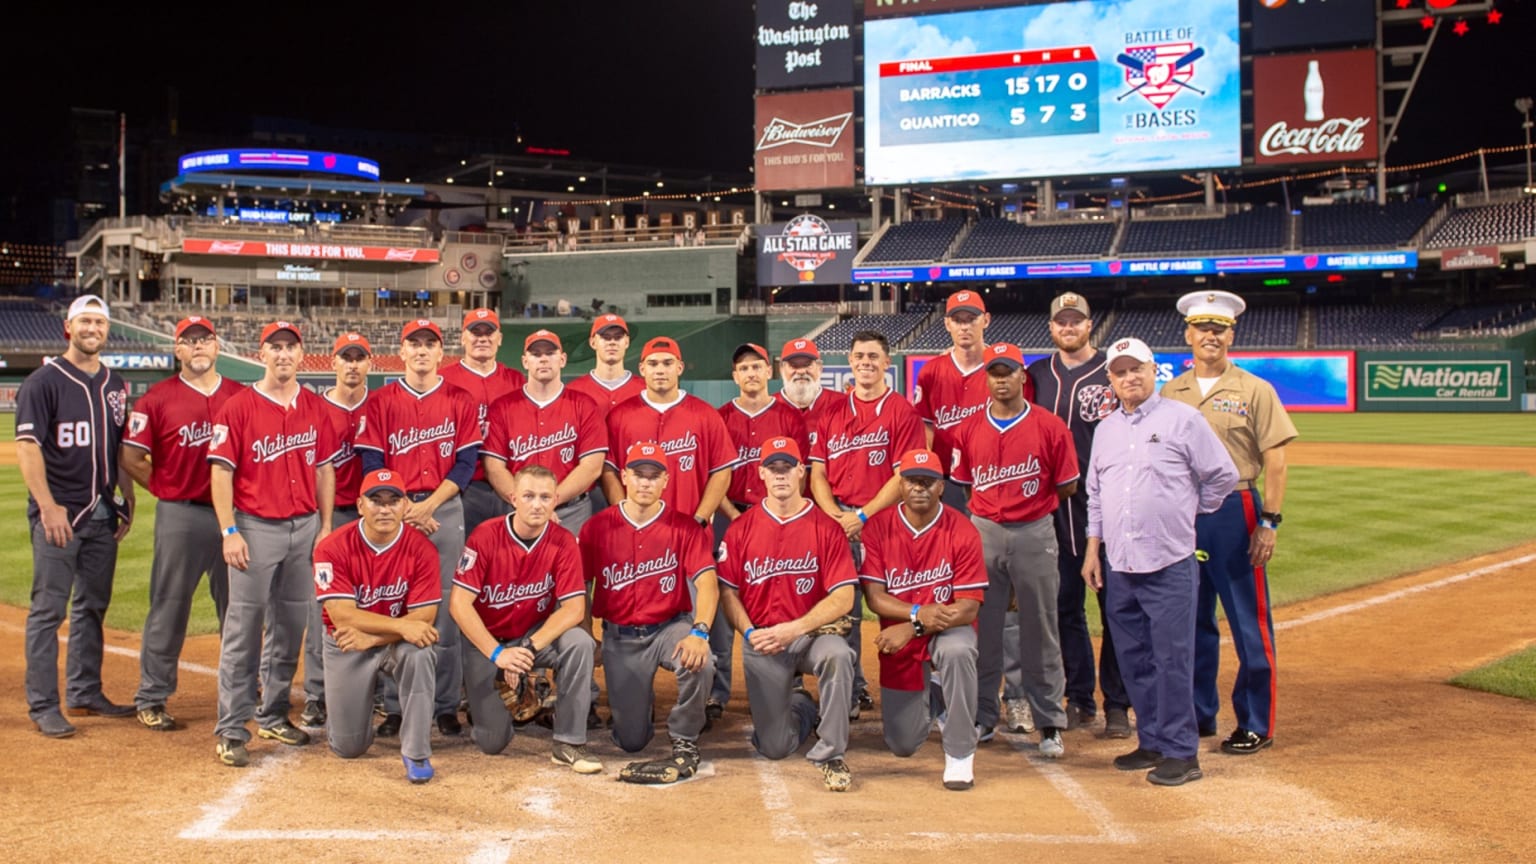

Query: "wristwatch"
(692, 620), (711, 637)
(1260, 511), (1283, 526)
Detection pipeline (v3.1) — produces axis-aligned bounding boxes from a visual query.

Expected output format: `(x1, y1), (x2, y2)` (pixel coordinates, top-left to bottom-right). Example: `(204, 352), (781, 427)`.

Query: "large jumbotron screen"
(863, 0), (1242, 185)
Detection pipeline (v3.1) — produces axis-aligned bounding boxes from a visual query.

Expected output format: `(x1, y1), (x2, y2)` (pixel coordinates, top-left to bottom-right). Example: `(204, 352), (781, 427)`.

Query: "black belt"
(604, 613), (684, 639)
(557, 491), (590, 509)
(729, 500), (752, 512)
(170, 499), (214, 509)
(409, 491), (434, 502)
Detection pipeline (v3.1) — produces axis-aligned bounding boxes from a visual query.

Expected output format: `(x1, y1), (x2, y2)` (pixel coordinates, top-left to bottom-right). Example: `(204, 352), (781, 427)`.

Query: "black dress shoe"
(436, 712), (463, 736)
(1220, 727), (1273, 755)
(67, 697), (135, 718)
(376, 713), (402, 737)
(1113, 747), (1163, 771)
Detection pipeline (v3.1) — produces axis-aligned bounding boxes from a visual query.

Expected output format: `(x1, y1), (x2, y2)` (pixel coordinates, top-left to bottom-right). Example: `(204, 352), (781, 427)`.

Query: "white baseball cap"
(1105, 337), (1154, 366)
(66, 294), (110, 322)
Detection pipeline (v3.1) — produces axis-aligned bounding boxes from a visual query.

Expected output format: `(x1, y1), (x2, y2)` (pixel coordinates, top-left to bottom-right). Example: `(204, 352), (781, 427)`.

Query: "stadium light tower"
(1517, 97), (1534, 192)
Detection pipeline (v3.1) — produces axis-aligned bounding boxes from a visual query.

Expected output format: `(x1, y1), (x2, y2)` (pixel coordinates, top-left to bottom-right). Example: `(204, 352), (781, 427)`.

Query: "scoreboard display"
(864, 0), (1241, 185)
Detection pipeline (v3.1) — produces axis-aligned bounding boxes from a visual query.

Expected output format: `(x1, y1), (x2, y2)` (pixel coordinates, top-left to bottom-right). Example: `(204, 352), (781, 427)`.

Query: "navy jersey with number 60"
(15, 357), (130, 528)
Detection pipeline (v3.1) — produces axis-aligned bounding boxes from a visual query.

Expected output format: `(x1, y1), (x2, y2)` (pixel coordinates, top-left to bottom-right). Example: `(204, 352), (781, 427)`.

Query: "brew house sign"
(1252, 48), (1378, 165)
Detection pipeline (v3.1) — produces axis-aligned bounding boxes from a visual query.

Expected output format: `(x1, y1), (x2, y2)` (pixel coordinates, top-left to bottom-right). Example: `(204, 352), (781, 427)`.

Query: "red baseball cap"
(359, 469), (407, 499)
(591, 313), (629, 337)
(401, 319), (442, 342)
(624, 441), (668, 472)
(524, 329), (562, 351)
(984, 342), (1026, 371)
(946, 290), (987, 317)
(780, 338), (820, 362)
(332, 332), (372, 356)
(175, 316), (216, 339)
(759, 437), (802, 467)
(641, 336), (682, 360)
(897, 449), (944, 480)
(463, 308), (500, 330)
(732, 343), (770, 365)
(260, 321), (302, 344)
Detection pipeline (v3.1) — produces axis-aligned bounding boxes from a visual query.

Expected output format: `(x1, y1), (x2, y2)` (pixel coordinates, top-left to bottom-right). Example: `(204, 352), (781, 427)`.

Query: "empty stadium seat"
(1301, 201), (1439, 249)
(1121, 208), (1286, 255)
(951, 220), (1115, 260)
(860, 220), (968, 264)
(1425, 197), (1536, 247)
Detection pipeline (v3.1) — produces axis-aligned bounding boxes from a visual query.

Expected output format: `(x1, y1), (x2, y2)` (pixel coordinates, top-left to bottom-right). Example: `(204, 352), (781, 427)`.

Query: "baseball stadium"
(3, 1), (1535, 861)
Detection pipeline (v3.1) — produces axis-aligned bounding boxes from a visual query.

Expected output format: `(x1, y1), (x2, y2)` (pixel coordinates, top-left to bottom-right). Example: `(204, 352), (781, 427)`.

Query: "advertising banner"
(1250, 0), (1377, 53)
(1253, 48), (1378, 165)
(865, 0), (1032, 18)
(818, 362), (902, 396)
(1439, 246), (1501, 271)
(178, 149), (380, 181)
(853, 250), (1417, 283)
(182, 238), (440, 263)
(755, 90), (857, 191)
(757, 217), (858, 286)
(1359, 352), (1524, 412)
(756, 1), (855, 90)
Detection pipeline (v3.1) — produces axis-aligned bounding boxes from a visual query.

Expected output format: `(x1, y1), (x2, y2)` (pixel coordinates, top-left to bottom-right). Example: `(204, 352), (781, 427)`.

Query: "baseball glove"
(812, 615), (855, 638)
(495, 674), (545, 724)
(618, 755), (696, 785)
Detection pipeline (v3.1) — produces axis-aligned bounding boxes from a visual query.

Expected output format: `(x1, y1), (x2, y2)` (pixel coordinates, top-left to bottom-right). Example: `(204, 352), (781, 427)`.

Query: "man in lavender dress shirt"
(1082, 338), (1236, 787)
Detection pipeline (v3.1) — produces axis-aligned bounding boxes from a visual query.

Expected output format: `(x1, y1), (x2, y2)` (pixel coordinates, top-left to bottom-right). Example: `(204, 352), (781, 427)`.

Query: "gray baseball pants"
(462, 628), (595, 754)
(461, 480), (507, 536)
(742, 633), (854, 763)
(972, 514), (1068, 733)
(25, 512), (118, 720)
(602, 617), (713, 752)
(301, 505), (358, 707)
(136, 499), (230, 711)
(383, 496), (465, 717)
(883, 625), (979, 758)
(214, 511), (319, 741)
(324, 634), (436, 761)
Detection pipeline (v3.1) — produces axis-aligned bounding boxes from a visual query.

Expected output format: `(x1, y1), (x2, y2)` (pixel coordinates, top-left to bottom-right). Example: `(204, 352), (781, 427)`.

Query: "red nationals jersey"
(208, 387), (341, 519)
(605, 393), (739, 518)
(566, 371), (645, 412)
(715, 502), (857, 628)
(314, 521), (441, 635)
(774, 387), (839, 451)
(123, 375), (244, 504)
(323, 390), (367, 509)
(355, 378), (481, 494)
(914, 351), (1035, 476)
(579, 503), (714, 626)
(950, 403), (1079, 524)
(439, 360), (526, 483)
(809, 389), (925, 508)
(482, 386), (607, 484)
(718, 399), (809, 507)
(453, 517), (585, 641)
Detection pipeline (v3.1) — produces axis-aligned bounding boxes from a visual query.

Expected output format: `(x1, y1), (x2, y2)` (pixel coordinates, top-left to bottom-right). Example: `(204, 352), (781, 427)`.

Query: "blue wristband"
(223, 525), (239, 537)
(489, 644), (505, 664)
(856, 509), (868, 523)
(744, 627), (756, 642)
(690, 628), (709, 640)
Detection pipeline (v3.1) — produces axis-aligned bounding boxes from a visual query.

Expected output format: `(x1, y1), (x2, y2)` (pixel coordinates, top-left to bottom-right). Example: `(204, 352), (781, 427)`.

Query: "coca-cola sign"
(1253, 48), (1378, 165)
(755, 89), (856, 191)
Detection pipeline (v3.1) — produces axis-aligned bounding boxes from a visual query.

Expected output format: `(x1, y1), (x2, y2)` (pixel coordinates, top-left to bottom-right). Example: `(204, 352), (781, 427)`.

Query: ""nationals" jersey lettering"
(824, 428), (889, 458)
(884, 560), (955, 593)
(251, 428), (319, 462)
(602, 550), (679, 591)
(502, 426), (579, 461)
(969, 454), (1042, 492)
(355, 578), (410, 607)
(740, 551), (820, 586)
(387, 419), (458, 454)
(176, 421), (216, 448)
(479, 573), (554, 609)
(931, 403), (985, 429)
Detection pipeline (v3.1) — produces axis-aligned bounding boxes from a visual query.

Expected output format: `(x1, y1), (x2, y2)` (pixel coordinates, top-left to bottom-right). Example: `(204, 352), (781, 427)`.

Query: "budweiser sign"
(1253, 49), (1378, 165)
(182, 237), (441, 263)
(755, 89), (856, 191)
(756, 112), (852, 151)
(1439, 246), (1500, 271)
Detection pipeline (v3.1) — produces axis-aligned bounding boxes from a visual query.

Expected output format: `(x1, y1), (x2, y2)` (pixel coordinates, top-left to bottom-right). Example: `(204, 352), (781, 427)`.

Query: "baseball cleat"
(376, 713), (402, 738)
(403, 755), (435, 784)
(1004, 699), (1036, 734)
(1220, 728), (1273, 755)
(1147, 757), (1202, 786)
(34, 711), (77, 739)
(257, 719), (311, 746)
(66, 697), (136, 718)
(857, 690), (875, 713)
(436, 712), (463, 736)
(703, 699), (723, 732)
(551, 741), (604, 775)
(1113, 747), (1163, 771)
(137, 704), (178, 732)
(216, 736), (249, 768)
(817, 757), (852, 792)
(1039, 727), (1065, 759)
(299, 700), (327, 728)
(1104, 707), (1133, 740)
(975, 723), (996, 744)
(670, 737), (702, 778)
(942, 753), (975, 791)
(1065, 704), (1097, 731)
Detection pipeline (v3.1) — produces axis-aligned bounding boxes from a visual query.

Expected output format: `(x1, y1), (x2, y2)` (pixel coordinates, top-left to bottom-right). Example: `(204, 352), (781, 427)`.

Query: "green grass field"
(1, 411), (1533, 638)
(1452, 646), (1536, 702)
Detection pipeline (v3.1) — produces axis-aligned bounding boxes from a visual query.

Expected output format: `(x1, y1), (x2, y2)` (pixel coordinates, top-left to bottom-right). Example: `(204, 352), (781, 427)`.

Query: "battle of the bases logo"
(128, 411), (148, 437)
(458, 548), (478, 573)
(775, 215), (854, 283)
(1118, 43), (1205, 110)
(314, 562), (334, 591)
(211, 424), (229, 447)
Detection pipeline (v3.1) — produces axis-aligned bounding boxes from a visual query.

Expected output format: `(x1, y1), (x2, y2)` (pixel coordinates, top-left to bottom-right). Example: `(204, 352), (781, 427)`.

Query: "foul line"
(752, 753), (845, 864)
(1275, 553), (1536, 632)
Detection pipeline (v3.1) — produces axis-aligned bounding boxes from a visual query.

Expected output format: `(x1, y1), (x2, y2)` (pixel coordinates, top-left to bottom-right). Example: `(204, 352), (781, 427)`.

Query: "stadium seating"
(1314, 303), (1450, 347)
(1300, 201), (1439, 249)
(906, 312), (1055, 351)
(1121, 207), (1287, 255)
(1425, 196), (1536, 247)
(1421, 301), (1536, 336)
(860, 220), (968, 264)
(950, 219), (1115, 260)
(814, 311), (932, 352)
(1099, 307), (1188, 348)
(0, 300), (64, 348)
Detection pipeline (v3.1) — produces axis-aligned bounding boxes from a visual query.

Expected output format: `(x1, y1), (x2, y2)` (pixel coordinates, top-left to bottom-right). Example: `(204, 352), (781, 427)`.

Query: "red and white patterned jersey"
(208, 386), (341, 519)
(579, 503), (714, 626)
(439, 359), (526, 483)
(482, 385), (607, 484)
(859, 503), (989, 607)
(718, 399), (809, 507)
(950, 403), (1079, 524)
(323, 390), (367, 509)
(566, 370), (645, 413)
(809, 389), (925, 508)
(914, 351), (1035, 476)
(774, 387), (839, 451)
(355, 378), (481, 494)
(715, 501), (857, 628)
(314, 521), (441, 635)
(605, 393), (739, 519)
(123, 375), (243, 504)
(453, 517), (585, 642)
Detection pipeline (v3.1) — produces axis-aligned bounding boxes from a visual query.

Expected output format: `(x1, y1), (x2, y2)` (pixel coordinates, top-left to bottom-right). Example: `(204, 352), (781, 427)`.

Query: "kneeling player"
(450, 465), (600, 773)
(716, 438), (859, 792)
(579, 442), (717, 784)
(314, 470), (441, 784)
(861, 450), (987, 791)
